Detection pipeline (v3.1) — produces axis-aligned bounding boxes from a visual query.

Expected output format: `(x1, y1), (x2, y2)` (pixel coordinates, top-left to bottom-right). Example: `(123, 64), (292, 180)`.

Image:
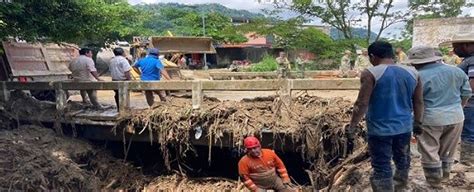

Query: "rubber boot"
(393, 169), (409, 191)
(441, 162), (452, 183)
(423, 167), (443, 189)
(370, 178), (394, 192)
(460, 141), (474, 166)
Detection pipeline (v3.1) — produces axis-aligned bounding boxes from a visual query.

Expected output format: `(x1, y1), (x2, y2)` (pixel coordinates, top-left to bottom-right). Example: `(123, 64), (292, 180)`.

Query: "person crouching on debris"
(238, 136), (295, 192)
(347, 41), (424, 192)
(405, 46), (471, 188)
(133, 48), (171, 107)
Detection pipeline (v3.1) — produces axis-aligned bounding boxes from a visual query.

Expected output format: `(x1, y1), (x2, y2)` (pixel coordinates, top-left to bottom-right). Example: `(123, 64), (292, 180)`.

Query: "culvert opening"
(100, 141), (313, 185)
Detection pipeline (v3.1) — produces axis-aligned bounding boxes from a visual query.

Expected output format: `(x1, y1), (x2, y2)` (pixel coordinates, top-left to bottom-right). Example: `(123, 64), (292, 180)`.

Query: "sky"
(128, 0), (473, 39)
(128, 0), (274, 12)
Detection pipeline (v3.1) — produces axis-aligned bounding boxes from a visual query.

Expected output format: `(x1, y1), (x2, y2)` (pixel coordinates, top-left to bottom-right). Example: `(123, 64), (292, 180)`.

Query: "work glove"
(413, 120), (423, 136)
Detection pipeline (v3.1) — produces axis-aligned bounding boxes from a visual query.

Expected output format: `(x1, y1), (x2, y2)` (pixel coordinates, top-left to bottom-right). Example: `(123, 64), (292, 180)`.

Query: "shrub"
(250, 55), (278, 72)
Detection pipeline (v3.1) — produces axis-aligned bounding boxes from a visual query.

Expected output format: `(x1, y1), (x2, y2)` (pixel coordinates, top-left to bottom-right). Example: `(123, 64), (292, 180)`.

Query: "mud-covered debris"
(448, 172), (469, 187)
(0, 125), (151, 191)
(118, 94), (366, 189)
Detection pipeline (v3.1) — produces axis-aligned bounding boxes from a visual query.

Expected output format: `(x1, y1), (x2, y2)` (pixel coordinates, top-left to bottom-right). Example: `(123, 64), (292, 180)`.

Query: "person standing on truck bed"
(109, 47), (131, 110)
(133, 48), (171, 107)
(347, 41), (424, 192)
(69, 48), (103, 109)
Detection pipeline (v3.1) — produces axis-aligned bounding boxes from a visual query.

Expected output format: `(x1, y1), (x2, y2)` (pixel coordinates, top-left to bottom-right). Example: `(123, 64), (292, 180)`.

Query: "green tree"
(0, 0), (151, 46)
(294, 27), (333, 57)
(262, 0), (472, 44)
(286, 0), (405, 44)
(238, 14), (338, 56)
(137, 6), (247, 44)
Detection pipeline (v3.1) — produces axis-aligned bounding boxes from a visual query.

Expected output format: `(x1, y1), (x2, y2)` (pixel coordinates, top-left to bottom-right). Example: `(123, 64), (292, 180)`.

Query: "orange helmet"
(244, 136), (260, 149)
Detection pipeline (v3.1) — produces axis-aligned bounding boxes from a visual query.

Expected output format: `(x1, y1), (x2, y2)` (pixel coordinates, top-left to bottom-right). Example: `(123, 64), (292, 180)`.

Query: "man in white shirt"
(109, 47), (131, 109)
(69, 48), (103, 108)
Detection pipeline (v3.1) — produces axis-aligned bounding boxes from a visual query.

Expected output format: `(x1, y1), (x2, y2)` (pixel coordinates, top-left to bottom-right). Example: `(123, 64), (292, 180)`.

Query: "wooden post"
(55, 82), (66, 112)
(192, 81), (203, 109)
(0, 81), (9, 103)
(118, 82), (130, 115)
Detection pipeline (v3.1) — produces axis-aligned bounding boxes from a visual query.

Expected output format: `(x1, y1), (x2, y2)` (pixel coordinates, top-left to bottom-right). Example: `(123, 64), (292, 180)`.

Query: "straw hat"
(439, 32), (474, 47)
(404, 46), (443, 65)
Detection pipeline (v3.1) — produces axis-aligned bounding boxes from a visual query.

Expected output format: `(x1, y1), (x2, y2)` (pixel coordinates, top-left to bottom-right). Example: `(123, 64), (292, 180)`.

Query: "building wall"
(413, 17), (474, 47)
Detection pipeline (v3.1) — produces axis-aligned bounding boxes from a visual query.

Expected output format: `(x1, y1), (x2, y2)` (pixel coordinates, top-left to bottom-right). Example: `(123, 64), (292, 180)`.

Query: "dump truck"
(0, 41), (79, 101)
(131, 36), (216, 80)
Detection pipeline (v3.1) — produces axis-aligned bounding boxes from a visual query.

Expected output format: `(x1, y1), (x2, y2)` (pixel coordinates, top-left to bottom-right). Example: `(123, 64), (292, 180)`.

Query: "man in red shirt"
(238, 136), (294, 192)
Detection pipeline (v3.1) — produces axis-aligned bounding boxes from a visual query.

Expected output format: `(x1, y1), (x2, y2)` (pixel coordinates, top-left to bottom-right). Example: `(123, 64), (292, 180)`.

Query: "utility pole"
(202, 14), (208, 70)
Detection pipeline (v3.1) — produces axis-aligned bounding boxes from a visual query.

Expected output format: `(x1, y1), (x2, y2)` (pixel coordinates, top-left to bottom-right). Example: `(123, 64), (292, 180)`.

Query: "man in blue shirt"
(406, 46), (471, 188)
(133, 48), (171, 106)
(348, 41), (424, 192)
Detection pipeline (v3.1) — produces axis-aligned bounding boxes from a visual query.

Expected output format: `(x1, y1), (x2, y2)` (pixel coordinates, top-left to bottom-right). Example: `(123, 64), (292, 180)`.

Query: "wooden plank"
(292, 79), (360, 90)
(202, 80), (282, 91)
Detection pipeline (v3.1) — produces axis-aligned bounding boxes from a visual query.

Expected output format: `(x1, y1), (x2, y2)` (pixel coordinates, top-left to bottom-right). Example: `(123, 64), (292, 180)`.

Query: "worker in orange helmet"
(238, 136), (295, 192)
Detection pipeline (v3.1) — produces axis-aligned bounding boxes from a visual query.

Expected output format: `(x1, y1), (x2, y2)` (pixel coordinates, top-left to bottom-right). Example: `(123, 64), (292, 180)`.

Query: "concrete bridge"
(1, 79), (360, 149)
